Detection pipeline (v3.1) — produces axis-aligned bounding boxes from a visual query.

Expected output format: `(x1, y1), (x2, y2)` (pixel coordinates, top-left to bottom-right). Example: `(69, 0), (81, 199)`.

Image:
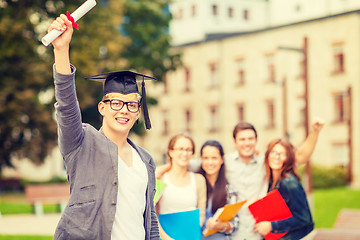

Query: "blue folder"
(159, 209), (201, 240)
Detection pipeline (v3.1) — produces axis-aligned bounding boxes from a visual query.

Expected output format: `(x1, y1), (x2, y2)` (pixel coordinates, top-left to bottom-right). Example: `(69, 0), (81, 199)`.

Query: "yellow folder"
(203, 200), (247, 236)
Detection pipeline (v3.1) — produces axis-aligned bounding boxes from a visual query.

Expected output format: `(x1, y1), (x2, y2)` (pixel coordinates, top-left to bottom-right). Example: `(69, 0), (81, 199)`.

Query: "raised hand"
(47, 14), (73, 51)
(311, 116), (325, 133)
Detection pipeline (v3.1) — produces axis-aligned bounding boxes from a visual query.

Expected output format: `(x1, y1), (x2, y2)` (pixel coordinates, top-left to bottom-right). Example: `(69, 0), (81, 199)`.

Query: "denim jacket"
(270, 173), (314, 240)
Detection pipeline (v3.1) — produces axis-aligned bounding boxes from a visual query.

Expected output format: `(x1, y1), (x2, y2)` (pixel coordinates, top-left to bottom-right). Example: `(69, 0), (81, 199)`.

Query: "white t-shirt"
(158, 172), (197, 214)
(111, 147), (148, 240)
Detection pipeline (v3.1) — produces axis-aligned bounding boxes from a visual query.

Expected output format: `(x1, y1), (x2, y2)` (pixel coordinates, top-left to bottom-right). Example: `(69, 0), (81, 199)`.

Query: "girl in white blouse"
(156, 133), (207, 240)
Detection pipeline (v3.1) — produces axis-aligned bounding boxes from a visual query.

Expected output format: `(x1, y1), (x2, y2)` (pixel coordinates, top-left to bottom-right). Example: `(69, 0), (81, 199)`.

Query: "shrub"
(299, 164), (347, 189)
(312, 165), (347, 189)
(20, 176), (68, 186)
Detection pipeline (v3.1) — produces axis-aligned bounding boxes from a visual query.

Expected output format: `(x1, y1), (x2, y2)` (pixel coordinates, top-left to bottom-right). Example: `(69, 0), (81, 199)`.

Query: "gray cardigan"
(52, 65), (159, 240)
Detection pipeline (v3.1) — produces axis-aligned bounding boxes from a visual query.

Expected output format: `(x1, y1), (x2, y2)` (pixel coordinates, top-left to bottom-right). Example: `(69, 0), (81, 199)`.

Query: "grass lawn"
(0, 187), (359, 239)
(312, 187), (360, 228)
(0, 193), (60, 214)
(0, 193), (60, 239)
(0, 202), (59, 215)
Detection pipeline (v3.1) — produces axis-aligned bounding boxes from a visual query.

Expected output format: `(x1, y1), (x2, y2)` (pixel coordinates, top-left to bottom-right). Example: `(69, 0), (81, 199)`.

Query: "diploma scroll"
(41, 0), (97, 46)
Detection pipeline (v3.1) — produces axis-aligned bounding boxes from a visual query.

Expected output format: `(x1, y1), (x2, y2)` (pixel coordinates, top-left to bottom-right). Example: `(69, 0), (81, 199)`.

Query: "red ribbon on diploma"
(66, 11), (79, 30)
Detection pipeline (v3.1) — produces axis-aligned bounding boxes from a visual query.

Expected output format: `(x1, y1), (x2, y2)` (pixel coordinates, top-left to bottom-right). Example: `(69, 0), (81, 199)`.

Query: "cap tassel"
(142, 80), (151, 129)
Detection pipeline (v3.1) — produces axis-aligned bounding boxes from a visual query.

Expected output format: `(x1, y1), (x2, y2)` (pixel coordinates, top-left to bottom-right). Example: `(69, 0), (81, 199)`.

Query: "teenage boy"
(49, 14), (159, 239)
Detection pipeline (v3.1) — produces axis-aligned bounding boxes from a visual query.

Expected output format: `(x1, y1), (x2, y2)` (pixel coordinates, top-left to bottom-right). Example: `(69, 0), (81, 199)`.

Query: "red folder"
(248, 189), (292, 240)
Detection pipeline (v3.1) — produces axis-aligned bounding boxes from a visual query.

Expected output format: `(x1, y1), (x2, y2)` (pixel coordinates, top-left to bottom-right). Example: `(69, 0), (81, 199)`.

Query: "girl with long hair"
(254, 138), (314, 240)
(198, 140), (239, 240)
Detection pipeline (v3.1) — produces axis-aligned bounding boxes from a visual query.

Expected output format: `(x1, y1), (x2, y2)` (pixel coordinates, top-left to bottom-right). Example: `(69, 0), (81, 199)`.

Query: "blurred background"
(0, 0), (359, 239)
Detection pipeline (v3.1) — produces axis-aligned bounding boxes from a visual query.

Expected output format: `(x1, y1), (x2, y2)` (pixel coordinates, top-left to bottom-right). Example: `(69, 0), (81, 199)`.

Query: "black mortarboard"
(85, 70), (156, 130)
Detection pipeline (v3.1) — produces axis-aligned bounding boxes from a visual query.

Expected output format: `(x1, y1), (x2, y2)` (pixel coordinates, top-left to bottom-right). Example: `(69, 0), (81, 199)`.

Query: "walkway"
(0, 212), (318, 238)
(0, 209), (359, 238)
(0, 213), (61, 236)
(313, 209), (360, 240)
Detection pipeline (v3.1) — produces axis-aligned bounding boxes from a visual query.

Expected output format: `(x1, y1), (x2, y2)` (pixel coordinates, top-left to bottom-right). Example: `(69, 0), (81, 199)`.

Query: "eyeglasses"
(172, 148), (193, 154)
(103, 99), (140, 113)
(269, 150), (287, 159)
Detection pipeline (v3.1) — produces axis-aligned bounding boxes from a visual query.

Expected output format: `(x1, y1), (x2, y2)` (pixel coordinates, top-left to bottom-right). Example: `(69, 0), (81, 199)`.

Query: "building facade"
(4, 1), (360, 188)
(134, 10), (360, 188)
(170, 0), (360, 46)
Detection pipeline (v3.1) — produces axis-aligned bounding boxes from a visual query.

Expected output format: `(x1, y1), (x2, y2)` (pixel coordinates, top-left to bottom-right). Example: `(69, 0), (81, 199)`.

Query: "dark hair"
(198, 140), (228, 214)
(232, 121), (257, 139)
(167, 133), (195, 164)
(264, 138), (301, 184)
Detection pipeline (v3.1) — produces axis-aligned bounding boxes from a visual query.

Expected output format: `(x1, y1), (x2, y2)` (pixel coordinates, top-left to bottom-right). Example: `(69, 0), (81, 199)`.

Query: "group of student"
(156, 119), (323, 240)
(48, 14), (324, 240)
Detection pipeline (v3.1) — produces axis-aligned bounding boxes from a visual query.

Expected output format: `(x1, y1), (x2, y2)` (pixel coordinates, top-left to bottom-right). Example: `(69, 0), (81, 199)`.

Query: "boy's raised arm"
(48, 14), (73, 74)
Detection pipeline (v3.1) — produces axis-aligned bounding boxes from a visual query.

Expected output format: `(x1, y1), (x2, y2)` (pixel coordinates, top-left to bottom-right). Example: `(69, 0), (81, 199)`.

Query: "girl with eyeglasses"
(156, 133), (207, 240)
(254, 138), (314, 240)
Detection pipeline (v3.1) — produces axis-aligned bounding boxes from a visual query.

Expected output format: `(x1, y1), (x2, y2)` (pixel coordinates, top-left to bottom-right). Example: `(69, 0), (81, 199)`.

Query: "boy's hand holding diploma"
(42, 0), (96, 47)
(48, 14), (73, 75)
(47, 1), (96, 74)
(48, 14), (73, 51)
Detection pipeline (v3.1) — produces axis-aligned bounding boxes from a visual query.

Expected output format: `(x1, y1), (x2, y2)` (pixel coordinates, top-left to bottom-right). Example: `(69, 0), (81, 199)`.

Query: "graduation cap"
(85, 70), (156, 130)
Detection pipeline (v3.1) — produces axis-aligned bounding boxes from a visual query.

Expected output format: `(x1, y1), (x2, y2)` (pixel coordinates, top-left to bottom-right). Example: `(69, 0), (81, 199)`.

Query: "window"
(228, 7), (233, 18)
(298, 56), (305, 79)
(266, 100), (275, 128)
(162, 110), (169, 135)
(299, 105), (306, 127)
(332, 143), (349, 167)
(191, 5), (196, 17)
(163, 74), (168, 94)
(185, 108), (191, 132)
(333, 44), (345, 74)
(265, 54), (276, 83)
(175, 8), (183, 20)
(237, 103), (245, 121)
(243, 9), (249, 20)
(295, 4), (302, 13)
(184, 67), (191, 92)
(209, 105), (218, 133)
(235, 59), (246, 86)
(212, 5), (218, 16)
(334, 92), (347, 123)
(209, 63), (218, 88)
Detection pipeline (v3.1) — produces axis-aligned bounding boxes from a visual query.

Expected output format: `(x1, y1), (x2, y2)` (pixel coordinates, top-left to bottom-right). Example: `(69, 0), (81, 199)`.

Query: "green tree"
(121, 0), (181, 134)
(0, 0), (57, 170)
(0, 0), (180, 172)
(122, 0), (181, 79)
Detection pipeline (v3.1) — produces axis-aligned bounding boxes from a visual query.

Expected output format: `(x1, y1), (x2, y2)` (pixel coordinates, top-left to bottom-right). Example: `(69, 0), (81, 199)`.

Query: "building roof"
(173, 8), (360, 48)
